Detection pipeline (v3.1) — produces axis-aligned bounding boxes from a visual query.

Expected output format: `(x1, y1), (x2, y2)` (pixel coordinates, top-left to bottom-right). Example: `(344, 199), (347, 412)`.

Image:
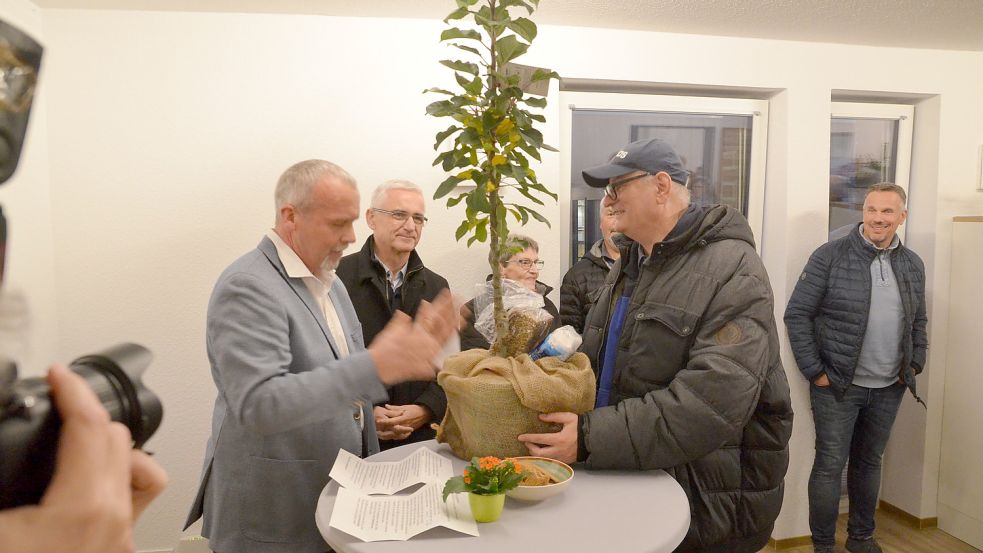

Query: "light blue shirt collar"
(858, 224), (900, 252)
(372, 251), (407, 289)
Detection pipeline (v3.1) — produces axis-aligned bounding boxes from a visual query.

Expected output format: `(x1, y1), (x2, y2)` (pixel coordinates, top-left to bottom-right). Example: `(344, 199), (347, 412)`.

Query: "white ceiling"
(31, 0), (983, 52)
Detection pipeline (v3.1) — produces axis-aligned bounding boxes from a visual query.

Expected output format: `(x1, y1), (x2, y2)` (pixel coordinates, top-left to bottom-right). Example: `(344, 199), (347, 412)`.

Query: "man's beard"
(321, 256), (340, 273)
(320, 248), (345, 287)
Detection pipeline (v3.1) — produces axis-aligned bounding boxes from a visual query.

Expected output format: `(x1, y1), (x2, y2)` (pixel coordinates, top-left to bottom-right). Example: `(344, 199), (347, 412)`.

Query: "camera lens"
(69, 343), (162, 447)
(0, 343), (162, 508)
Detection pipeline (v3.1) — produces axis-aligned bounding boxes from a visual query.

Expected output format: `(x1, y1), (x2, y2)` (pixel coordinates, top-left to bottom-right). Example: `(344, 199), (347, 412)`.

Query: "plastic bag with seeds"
(434, 348), (596, 460)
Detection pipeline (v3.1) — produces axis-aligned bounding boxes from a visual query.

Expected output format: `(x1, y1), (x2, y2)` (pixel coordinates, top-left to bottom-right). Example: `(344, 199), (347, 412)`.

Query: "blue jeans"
(808, 381), (905, 546)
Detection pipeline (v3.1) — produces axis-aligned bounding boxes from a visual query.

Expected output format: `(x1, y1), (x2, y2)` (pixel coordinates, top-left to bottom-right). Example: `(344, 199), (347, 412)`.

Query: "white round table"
(316, 440), (690, 553)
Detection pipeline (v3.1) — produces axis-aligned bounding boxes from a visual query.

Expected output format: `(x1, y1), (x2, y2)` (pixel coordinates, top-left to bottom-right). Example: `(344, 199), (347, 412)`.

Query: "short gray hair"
(275, 160), (356, 221)
(672, 181), (691, 206)
(865, 182), (907, 206)
(498, 234), (539, 265)
(370, 179), (424, 209)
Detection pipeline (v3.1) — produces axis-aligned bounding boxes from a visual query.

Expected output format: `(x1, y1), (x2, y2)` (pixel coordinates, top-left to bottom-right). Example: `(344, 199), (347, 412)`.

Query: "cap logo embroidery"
(614, 150), (628, 159)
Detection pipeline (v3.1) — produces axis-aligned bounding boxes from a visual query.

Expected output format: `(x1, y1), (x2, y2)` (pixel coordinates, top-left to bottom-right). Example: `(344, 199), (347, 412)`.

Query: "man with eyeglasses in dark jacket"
(518, 138), (793, 553)
(337, 179), (450, 450)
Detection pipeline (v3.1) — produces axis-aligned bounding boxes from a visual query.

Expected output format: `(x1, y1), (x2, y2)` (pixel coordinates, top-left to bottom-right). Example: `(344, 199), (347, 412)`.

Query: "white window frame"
(830, 101), (914, 241)
(558, 92), (769, 271)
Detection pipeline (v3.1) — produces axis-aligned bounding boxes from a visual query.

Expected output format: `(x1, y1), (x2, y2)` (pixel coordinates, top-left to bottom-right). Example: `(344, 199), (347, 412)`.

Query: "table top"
(316, 440), (690, 553)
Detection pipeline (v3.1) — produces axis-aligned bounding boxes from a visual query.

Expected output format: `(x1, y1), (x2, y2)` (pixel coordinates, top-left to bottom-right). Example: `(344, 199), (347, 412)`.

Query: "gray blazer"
(185, 237), (387, 553)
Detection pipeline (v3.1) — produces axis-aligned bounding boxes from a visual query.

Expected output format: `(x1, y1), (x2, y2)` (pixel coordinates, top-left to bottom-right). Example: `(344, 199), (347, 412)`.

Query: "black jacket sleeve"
(783, 247), (832, 382)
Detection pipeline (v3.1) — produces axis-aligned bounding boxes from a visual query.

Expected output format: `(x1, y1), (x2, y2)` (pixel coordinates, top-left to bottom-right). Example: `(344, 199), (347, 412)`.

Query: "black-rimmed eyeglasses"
(604, 172), (651, 200)
(371, 208), (428, 226)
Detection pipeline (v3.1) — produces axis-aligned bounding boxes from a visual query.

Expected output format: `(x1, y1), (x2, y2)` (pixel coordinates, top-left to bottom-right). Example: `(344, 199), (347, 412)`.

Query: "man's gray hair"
(672, 181), (691, 206)
(275, 159), (356, 221)
(865, 182), (907, 206)
(370, 179), (424, 209)
(498, 234), (539, 265)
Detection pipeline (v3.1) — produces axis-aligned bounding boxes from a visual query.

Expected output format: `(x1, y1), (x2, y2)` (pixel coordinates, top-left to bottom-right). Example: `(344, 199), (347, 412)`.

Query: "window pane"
(829, 117), (900, 235)
(570, 109), (754, 260)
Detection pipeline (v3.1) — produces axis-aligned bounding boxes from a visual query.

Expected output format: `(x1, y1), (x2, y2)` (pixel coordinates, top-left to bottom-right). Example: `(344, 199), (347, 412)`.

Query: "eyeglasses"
(604, 172), (651, 200)
(371, 208), (428, 226)
(507, 259), (545, 270)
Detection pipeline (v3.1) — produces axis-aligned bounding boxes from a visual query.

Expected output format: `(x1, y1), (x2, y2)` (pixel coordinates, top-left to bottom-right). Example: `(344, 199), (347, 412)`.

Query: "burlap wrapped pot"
(435, 348), (595, 460)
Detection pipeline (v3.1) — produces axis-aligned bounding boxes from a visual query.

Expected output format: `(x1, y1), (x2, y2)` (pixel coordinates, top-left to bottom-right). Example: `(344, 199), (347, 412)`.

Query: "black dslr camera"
(0, 344), (163, 508)
(0, 19), (163, 509)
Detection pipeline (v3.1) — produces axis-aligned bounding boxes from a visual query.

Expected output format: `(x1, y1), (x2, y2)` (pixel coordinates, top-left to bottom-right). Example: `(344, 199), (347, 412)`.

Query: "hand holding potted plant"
(442, 456), (525, 522)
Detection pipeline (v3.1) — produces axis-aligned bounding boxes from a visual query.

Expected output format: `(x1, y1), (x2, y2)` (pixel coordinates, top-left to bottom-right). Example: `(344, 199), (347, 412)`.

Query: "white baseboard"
(140, 535), (210, 553)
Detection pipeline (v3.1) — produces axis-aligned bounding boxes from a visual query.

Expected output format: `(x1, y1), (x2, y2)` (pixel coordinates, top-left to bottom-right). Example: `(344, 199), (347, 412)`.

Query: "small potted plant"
(442, 456), (525, 522)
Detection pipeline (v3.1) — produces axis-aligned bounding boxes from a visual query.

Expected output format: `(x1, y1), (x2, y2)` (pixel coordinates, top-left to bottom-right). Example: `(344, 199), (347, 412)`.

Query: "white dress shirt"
(266, 229), (350, 357)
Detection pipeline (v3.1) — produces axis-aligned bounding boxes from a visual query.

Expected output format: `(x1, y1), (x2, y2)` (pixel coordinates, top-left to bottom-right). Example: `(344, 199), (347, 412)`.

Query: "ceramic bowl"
(506, 456), (574, 502)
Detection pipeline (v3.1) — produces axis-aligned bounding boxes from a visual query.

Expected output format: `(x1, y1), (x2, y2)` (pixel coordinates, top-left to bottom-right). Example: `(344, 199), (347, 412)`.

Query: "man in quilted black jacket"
(559, 203), (620, 333)
(784, 183), (927, 553)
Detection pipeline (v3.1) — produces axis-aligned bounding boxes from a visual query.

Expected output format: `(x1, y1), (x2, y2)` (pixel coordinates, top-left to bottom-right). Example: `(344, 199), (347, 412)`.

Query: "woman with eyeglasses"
(459, 234), (562, 352)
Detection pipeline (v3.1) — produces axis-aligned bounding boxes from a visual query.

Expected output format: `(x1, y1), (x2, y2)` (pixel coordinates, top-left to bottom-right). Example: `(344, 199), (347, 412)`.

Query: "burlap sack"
(435, 348), (596, 460)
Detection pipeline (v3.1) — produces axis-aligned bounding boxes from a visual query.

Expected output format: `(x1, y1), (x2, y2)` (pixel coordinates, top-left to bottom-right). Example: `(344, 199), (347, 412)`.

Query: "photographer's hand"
(0, 364), (167, 553)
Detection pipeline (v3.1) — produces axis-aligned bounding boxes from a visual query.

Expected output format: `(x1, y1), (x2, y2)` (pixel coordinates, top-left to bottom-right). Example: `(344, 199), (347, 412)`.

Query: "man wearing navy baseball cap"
(520, 138), (793, 552)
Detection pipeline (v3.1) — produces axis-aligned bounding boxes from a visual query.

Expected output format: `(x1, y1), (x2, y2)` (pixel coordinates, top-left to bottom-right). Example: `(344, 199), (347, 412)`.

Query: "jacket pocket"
(625, 302), (700, 386)
(241, 456), (326, 544)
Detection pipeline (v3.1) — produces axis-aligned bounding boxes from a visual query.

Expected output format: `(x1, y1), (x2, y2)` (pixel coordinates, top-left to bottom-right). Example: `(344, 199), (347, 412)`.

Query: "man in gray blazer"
(184, 160), (457, 553)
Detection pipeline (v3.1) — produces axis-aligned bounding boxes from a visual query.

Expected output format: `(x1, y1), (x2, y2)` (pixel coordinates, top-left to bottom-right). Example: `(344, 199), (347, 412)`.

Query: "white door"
(938, 217), (983, 549)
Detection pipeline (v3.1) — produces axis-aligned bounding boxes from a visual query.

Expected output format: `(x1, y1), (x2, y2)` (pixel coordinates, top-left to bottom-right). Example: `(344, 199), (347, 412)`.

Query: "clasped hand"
(373, 404), (433, 441)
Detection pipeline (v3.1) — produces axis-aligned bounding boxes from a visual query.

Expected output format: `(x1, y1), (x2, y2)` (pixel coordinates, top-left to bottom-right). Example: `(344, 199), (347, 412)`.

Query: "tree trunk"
(488, 190), (507, 357)
(486, 0), (508, 357)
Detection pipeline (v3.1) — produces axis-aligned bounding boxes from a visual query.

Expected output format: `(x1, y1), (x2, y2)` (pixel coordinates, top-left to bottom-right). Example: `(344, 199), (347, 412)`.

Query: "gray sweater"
(854, 226), (904, 388)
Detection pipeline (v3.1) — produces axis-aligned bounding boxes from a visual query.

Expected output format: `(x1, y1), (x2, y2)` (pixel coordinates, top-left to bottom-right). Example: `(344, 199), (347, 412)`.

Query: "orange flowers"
(443, 456), (526, 501)
(478, 456), (500, 471)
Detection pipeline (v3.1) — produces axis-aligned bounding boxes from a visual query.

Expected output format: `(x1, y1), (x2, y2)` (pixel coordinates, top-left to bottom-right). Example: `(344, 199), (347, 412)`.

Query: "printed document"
(329, 482), (479, 542)
(329, 447), (452, 495)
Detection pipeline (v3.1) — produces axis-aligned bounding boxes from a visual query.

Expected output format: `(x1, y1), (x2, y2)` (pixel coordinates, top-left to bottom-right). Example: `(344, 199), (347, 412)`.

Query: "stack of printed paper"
(327, 448), (479, 541)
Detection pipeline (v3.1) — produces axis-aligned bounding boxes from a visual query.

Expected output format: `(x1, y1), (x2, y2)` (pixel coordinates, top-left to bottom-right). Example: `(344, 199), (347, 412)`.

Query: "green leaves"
(439, 59), (479, 75)
(531, 68), (559, 82)
(434, 174), (464, 199)
(441, 27), (482, 41)
(442, 457), (525, 501)
(506, 17), (537, 42)
(442, 476), (468, 502)
(428, 0), (561, 281)
(494, 35), (529, 65)
(425, 100), (457, 117)
(455, 73), (483, 96)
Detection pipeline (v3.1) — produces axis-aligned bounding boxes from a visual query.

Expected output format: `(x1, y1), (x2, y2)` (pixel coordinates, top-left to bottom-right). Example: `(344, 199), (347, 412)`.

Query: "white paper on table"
(329, 482), (479, 542)
(329, 447), (453, 495)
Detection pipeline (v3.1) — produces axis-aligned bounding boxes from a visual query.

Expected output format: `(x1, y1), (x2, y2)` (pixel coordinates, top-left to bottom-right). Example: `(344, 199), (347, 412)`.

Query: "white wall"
(15, 6), (983, 550)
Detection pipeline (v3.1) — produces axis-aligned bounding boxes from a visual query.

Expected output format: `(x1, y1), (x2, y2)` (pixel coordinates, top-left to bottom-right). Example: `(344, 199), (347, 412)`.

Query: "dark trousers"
(808, 381), (905, 546)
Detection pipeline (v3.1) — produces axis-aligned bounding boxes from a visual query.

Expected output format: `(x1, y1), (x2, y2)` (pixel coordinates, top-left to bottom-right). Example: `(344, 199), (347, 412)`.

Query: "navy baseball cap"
(582, 138), (690, 188)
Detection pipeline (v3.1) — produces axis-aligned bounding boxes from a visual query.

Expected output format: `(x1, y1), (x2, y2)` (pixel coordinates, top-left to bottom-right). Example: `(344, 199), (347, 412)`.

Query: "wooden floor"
(758, 509), (981, 553)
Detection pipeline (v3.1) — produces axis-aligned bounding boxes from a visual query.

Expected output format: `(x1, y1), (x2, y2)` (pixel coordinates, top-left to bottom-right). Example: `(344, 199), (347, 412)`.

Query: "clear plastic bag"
(472, 280), (553, 356)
